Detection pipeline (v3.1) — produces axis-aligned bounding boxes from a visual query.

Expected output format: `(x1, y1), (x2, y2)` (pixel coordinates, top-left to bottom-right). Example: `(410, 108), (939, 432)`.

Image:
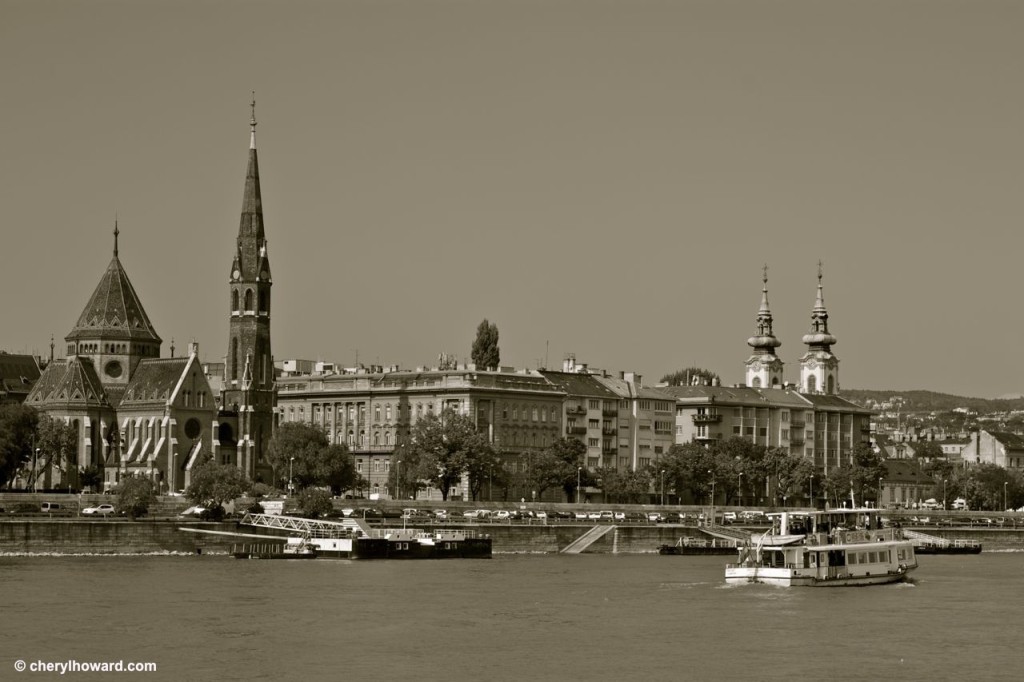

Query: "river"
(1, 552), (1020, 681)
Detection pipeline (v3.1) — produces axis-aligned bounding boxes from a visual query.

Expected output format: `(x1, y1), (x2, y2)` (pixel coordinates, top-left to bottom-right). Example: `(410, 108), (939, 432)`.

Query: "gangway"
(561, 525), (615, 554)
(902, 528), (981, 552)
(699, 524), (752, 545)
(239, 513), (369, 537)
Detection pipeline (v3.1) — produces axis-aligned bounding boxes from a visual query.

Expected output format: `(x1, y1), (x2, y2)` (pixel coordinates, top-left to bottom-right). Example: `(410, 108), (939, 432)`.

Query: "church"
(26, 102), (277, 491)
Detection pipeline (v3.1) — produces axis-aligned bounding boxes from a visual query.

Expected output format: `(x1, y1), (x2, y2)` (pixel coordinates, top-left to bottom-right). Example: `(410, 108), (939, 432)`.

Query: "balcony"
(566, 406), (586, 416)
(789, 437), (804, 446)
(602, 427), (616, 435)
(790, 420), (805, 428)
(602, 409), (617, 417)
(567, 426), (587, 435)
(691, 413), (722, 424)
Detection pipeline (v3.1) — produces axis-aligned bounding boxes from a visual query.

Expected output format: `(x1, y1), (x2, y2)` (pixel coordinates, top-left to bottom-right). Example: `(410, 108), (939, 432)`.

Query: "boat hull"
(725, 564), (913, 587)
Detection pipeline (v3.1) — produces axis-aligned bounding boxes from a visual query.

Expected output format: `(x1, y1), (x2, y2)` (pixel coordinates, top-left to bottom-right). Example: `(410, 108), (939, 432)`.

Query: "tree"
(186, 460), (250, 510)
(531, 437), (587, 502)
(762, 447), (814, 506)
(409, 408), (490, 501)
(115, 475), (157, 519)
(659, 366), (721, 387)
(297, 488), (334, 518)
(266, 423), (356, 494)
(0, 403), (39, 488)
(471, 319), (500, 370)
(913, 441), (945, 461)
(597, 466), (653, 504)
(79, 464), (103, 493)
(465, 440), (500, 501)
(35, 414), (79, 490)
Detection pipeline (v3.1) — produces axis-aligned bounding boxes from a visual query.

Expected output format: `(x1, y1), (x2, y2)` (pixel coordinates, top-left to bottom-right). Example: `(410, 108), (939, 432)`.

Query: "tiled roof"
(26, 357), (111, 408)
(538, 371), (620, 399)
(799, 393), (875, 414)
(120, 358), (190, 406)
(987, 431), (1024, 451)
(66, 254), (161, 343)
(883, 459), (933, 484)
(0, 353), (40, 397)
(659, 384), (812, 408)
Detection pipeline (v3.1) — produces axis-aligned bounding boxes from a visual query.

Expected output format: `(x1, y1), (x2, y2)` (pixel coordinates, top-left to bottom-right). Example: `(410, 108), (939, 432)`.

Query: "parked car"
(647, 512), (664, 522)
(952, 498), (969, 511)
(574, 511), (589, 520)
(612, 511), (625, 521)
(434, 509), (449, 520)
(921, 498), (941, 510)
(82, 503), (115, 516)
(722, 512), (738, 524)
(534, 511), (548, 520)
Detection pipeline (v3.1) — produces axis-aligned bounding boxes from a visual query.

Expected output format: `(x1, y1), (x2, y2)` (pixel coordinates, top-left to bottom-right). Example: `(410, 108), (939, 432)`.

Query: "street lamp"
(943, 479), (947, 511)
(738, 472), (744, 506)
(1005, 481), (1009, 511)
(577, 467), (582, 504)
(660, 469), (665, 506)
(289, 456), (295, 496)
(396, 460), (402, 500)
(708, 469), (716, 525)
(809, 473), (814, 508)
(878, 478), (884, 508)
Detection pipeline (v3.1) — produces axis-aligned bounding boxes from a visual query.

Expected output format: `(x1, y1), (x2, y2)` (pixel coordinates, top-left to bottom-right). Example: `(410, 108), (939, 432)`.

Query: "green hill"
(842, 389), (1024, 414)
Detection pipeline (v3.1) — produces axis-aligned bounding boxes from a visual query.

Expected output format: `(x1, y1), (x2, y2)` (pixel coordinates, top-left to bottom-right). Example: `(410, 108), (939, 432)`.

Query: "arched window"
(232, 290), (239, 312)
(373, 431), (380, 446)
(244, 289), (254, 311)
(231, 338), (239, 380)
(807, 375), (817, 393)
(826, 375), (835, 395)
(259, 290), (268, 314)
(751, 377), (761, 388)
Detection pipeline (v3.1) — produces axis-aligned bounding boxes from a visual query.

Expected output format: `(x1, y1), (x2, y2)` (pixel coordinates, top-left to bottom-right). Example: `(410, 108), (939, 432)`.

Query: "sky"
(2, 0), (1023, 399)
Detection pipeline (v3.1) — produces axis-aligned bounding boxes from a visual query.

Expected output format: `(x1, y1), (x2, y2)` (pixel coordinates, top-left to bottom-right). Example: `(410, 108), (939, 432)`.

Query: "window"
(589, 400), (600, 410)
(588, 438), (599, 447)
(244, 289), (254, 311)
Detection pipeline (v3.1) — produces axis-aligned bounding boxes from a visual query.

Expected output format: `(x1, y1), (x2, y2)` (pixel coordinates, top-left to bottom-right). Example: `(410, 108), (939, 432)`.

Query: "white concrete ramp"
(561, 525), (615, 554)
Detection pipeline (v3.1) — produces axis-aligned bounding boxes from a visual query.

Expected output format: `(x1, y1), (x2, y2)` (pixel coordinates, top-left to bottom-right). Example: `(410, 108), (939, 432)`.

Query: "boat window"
(848, 553), (858, 565)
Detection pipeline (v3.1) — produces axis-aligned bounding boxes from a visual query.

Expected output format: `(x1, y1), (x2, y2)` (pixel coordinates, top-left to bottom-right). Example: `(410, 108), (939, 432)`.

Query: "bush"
(244, 501), (265, 515)
(199, 505), (226, 522)
(116, 476), (157, 520)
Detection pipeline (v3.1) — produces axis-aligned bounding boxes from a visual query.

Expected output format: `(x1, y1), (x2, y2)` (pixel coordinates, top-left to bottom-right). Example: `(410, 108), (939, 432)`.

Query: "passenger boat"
(724, 508), (918, 587)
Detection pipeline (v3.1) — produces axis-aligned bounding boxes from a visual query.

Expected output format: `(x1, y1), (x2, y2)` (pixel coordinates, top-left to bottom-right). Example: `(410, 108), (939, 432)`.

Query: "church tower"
(745, 265), (784, 389)
(799, 263), (839, 395)
(222, 96), (275, 481)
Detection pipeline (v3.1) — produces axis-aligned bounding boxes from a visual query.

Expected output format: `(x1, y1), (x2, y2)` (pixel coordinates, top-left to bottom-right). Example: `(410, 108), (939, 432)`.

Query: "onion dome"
(747, 265), (782, 351)
(802, 264), (837, 349)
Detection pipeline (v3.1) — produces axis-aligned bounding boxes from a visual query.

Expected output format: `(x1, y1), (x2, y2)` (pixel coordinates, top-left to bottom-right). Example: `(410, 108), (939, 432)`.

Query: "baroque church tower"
(221, 97), (275, 481)
(745, 266), (784, 389)
(799, 264), (839, 395)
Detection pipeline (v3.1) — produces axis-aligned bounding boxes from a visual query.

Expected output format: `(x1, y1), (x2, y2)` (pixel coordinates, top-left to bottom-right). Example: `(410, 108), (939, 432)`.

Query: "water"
(2, 552), (1020, 681)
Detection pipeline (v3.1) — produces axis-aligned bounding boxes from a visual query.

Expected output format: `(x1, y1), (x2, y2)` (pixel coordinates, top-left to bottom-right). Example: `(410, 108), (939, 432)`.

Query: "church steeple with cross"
(799, 262), (840, 394)
(744, 265), (784, 389)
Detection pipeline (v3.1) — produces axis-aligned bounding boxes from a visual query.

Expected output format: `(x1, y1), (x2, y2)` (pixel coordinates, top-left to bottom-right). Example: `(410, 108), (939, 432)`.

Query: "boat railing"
(831, 527), (898, 544)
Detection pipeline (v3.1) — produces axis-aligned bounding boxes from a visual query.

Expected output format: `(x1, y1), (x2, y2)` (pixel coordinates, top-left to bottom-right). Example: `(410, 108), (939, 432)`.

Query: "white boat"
(724, 508), (918, 587)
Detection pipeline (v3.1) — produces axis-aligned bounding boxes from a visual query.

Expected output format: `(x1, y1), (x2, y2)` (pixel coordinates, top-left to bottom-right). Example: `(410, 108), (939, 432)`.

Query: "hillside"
(842, 389), (1024, 414)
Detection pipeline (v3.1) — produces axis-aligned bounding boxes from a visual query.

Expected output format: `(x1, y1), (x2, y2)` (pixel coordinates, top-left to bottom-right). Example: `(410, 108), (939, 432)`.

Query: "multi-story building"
(960, 430), (1024, 469)
(0, 352), (41, 405)
(277, 365), (564, 500)
(593, 372), (675, 471)
(539, 359), (621, 471)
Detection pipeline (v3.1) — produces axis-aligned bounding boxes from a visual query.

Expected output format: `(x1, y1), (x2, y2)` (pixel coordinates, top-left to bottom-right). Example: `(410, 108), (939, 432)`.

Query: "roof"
(986, 431), (1024, 451)
(120, 357), (190, 406)
(26, 357), (111, 408)
(659, 384), (812, 409)
(538, 371), (620, 400)
(882, 459), (933, 484)
(66, 249), (161, 343)
(0, 353), (40, 399)
(798, 393), (874, 414)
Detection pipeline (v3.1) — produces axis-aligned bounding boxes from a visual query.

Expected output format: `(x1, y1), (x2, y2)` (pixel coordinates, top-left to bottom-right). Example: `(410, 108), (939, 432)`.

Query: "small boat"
(724, 508), (918, 587)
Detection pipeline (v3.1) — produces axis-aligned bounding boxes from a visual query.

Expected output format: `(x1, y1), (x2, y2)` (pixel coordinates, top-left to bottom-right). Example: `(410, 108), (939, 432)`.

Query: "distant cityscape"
(3, 103), (1022, 512)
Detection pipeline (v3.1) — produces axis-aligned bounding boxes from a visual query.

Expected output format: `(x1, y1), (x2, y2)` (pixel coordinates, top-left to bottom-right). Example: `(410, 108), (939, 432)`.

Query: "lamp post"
(660, 469), (665, 506)
(577, 466), (582, 504)
(1005, 481), (1008, 511)
(878, 478), (883, 508)
(708, 469), (716, 525)
(396, 460), (402, 500)
(809, 473), (814, 509)
(738, 471), (744, 507)
(943, 479), (947, 511)
(289, 456), (295, 496)
(33, 447), (40, 493)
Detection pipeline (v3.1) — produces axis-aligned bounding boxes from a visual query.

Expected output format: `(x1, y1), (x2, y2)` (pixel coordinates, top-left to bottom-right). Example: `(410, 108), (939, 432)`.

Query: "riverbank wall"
(3, 520), (1024, 555)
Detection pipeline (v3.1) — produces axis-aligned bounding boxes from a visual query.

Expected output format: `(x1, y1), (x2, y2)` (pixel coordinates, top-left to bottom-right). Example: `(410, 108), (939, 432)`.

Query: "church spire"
(113, 220), (119, 258)
(799, 261), (840, 395)
(249, 91), (257, 150)
(745, 264), (784, 389)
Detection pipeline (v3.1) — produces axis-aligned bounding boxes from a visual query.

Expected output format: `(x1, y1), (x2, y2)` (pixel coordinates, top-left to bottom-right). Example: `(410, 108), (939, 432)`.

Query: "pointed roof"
(747, 264), (782, 353)
(26, 357), (112, 408)
(238, 95), (265, 243)
(66, 226), (161, 343)
(802, 261), (837, 350)
(119, 357), (191, 407)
